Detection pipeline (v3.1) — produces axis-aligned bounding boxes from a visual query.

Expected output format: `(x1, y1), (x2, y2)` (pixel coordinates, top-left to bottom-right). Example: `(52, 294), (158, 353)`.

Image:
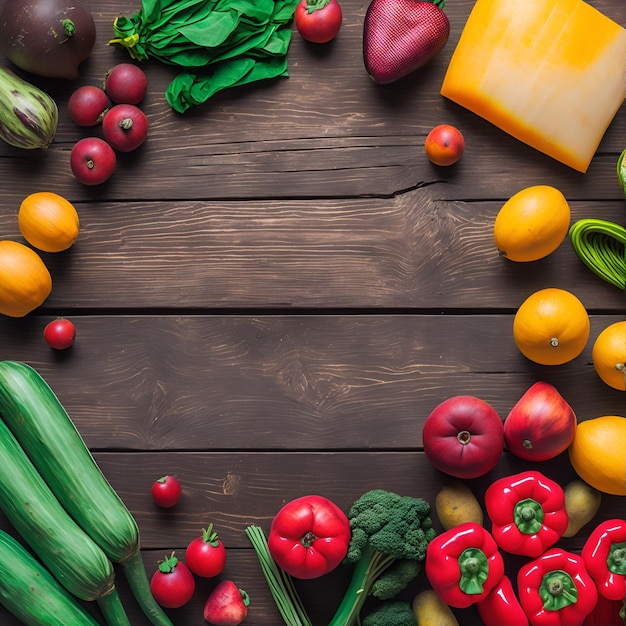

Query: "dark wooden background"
(0, 0), (624, 623)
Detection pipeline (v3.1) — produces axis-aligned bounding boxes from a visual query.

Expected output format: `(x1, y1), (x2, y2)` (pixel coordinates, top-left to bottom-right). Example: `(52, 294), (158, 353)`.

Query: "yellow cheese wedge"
(440, 0), (626, 172)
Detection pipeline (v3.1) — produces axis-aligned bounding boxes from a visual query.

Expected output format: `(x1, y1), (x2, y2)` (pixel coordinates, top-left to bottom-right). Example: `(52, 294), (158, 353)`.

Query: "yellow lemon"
(494, 185), (570, 261)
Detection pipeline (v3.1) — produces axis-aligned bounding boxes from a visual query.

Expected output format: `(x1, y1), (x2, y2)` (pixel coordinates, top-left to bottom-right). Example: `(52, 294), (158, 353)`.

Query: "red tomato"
(268, 494), (350, 579)
(185, 523), (227, 578)
(151, 475), (182, 508)
(43, 318), (76, 350)
(149, 553), (195, 609)
(422, 395), (504, 479)
(295, 0), (342, 44)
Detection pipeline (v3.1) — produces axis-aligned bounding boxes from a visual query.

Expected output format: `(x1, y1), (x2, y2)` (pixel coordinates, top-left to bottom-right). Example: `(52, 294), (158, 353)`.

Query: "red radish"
(185, 524), (227, 578)
(150, 552), (195, 609)
(43, 318), (76, 350)
(151, 475), (182, 508)
(70, 137), (116, 185)
(104, 63), (148, 104)
(68, 85), (110, 126)
(203, 580), (249, 625)
(102, 104), (149, 152)
(363, 0), (450, 84)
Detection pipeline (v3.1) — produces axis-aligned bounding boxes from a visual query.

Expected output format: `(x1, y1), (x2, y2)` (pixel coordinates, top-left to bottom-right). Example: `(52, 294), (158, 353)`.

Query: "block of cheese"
(440, 0), (626, 172)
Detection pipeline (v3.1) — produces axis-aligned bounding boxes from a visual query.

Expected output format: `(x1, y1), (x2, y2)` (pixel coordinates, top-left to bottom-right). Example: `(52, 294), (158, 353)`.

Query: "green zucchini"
(0, 412), (129, 624)
(0, 360), (173, 626)
(0, 529), (100, 625)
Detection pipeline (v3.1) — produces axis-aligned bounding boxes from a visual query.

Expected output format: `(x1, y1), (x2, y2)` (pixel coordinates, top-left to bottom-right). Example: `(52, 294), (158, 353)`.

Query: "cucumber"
(0, 529), (100, 626)
(0, 360), (173, 626)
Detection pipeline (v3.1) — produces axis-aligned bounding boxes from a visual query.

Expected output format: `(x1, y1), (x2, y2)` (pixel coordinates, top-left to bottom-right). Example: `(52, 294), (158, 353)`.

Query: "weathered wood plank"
(0, 196), (624, 310)
(0, 315), (622, 451)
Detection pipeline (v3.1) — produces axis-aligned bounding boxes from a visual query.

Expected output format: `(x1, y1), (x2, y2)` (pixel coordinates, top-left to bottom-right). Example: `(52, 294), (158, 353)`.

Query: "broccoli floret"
(328, 489), (437, 626)
(371, 558), (422, 600)
(362, 601), (417, 626)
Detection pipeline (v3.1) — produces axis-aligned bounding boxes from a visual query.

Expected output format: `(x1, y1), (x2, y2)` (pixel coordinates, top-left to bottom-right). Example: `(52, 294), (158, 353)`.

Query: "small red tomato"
(295, 0), (342, 44)
(424, 124), (465, 166)
(151, 475), (182, 508)
(185, 523), (227, 578)
(102, 104), (149, 153)
(150, 552), (195, 609)
(104, 63), (148, 105)
(43, 318), (76, 350)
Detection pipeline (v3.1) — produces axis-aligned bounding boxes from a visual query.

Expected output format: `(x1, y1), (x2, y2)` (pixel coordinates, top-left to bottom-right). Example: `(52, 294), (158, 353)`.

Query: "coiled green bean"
(568, 219), (625, 289)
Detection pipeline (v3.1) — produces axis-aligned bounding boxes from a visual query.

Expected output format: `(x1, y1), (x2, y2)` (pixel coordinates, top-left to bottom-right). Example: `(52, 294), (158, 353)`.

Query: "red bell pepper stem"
(477, 575), (529, 626)
(485, 471), (568, 557)
(518, 548), (598, 625)
(425, 522), (505, 609)
(582, 519), (626, 602)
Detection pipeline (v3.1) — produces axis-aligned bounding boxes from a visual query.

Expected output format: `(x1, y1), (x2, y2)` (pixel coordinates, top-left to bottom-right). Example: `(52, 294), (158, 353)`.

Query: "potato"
(435, 481), (483, 530)
(412, 589), (459, 626)
(562, 479), (602, 537)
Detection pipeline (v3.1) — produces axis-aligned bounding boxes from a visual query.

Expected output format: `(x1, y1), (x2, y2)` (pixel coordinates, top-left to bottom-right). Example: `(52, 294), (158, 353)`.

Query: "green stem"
(96, 588), (131, 626)
(245, 526), (312, 626)
(328, 545), (396, 626)
(120, 553), (174, 626)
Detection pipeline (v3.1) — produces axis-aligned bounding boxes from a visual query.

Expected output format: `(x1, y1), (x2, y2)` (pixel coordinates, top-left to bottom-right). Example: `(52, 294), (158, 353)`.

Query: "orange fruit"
(513, 288), (590, 365)
(568, 415), (626, 496)
(494, 185), (570, 262)
(592, 321), (626, 391)
(18, 192), (80, 253)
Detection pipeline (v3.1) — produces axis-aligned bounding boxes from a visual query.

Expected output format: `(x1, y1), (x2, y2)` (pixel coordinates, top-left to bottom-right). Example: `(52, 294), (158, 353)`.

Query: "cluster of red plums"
(68, 63), (149, 185)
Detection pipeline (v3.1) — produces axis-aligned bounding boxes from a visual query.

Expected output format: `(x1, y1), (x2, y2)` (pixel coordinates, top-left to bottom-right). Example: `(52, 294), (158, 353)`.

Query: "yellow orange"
(18, 192), (80, 253)
(494, 185), (571, 262)
(568, 415), (626, 496)
(513, 288), (590, 365)
(592, 321), (626, 391)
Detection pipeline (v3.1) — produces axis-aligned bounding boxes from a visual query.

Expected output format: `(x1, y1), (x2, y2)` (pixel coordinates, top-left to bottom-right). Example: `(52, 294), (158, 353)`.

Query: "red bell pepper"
(518, 548), (598, 626)
(581, 518), (626, 602)
(425, 521), (505, 609)
(582, 594), (624, 626)
(485, 470), (568, 557)
(477, 575), (529, 626)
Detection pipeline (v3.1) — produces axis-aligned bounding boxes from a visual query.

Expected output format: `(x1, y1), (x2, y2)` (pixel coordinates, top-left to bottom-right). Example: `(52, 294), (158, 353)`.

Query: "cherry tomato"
(43, 318), (76, 350)
(149, 552), (195, 608)
(151, 475), (182, 508)
(295, 0), (342, 44)
(185, 523), (227, 578)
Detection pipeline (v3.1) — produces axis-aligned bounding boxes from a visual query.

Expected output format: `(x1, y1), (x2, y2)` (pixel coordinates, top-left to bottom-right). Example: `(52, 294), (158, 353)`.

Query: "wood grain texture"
(0, 0), (624, 623)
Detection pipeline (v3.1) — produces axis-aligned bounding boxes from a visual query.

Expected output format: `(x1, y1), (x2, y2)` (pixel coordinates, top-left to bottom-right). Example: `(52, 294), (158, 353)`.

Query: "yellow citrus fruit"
(513, 288), (590, 365)
(18, 192), (80, 253)
(494, 185), (570, 261)
(592, 321), (626, 391)
(568, 415), (626, 496)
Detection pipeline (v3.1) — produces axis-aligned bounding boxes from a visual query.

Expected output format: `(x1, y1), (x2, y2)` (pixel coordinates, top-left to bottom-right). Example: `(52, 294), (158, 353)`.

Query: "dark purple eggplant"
(0, 0), (96, 80)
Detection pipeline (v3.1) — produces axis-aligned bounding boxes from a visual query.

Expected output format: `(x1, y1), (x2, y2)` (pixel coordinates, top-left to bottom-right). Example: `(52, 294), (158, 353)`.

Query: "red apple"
(68, 85), (110, 127)
(503, 381), (577, 461)
(422, 395), (504, 479)
(425, 124), (464, 166)
(70, 137), (116, 185)
(102, 104), (149, 153)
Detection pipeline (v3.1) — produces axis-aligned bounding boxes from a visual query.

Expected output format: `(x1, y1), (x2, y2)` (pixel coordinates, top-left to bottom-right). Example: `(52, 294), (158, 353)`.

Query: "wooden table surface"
(0, 0), (624, 624)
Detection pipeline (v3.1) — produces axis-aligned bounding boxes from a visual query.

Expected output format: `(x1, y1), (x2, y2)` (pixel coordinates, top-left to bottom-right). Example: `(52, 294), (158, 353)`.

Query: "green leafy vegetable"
(109, 0), (300, 112)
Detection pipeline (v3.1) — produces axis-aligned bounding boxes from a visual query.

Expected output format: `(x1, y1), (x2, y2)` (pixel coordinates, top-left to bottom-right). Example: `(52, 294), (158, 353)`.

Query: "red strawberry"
(363, 0), (450, 84)
(203, 580), (249, 625)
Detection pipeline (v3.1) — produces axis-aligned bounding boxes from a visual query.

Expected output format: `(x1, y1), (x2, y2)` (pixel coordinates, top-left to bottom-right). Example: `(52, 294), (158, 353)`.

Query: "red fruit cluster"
(68, 63), (149, 185)
(148, 476), (249, 624)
